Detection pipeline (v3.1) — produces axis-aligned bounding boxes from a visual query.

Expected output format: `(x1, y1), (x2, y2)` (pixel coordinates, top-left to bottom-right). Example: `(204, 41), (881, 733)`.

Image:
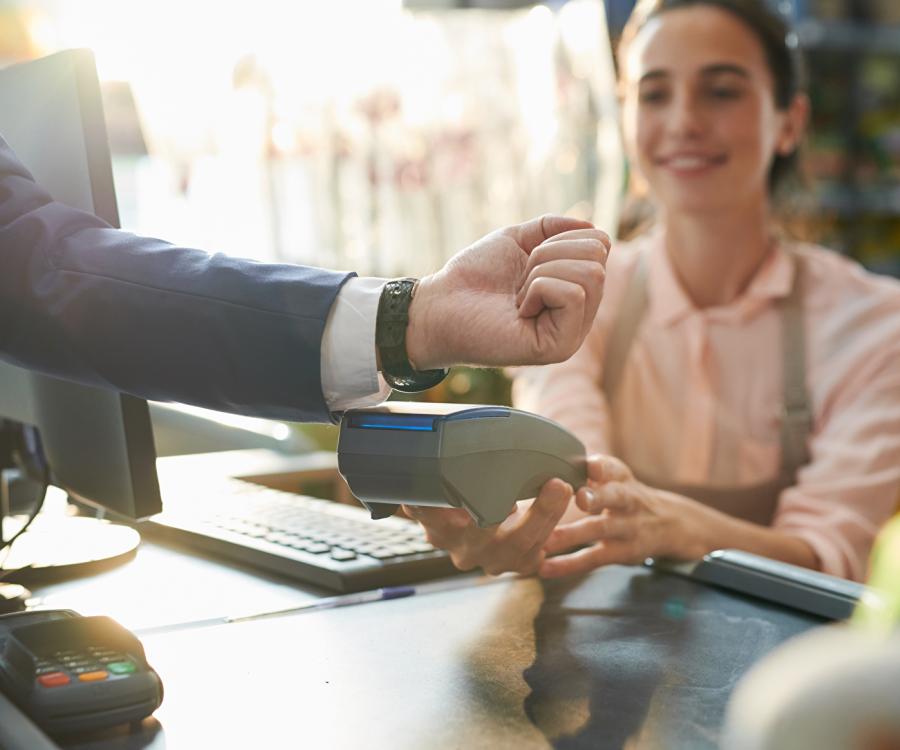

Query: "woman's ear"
(777, 93), (810, 156)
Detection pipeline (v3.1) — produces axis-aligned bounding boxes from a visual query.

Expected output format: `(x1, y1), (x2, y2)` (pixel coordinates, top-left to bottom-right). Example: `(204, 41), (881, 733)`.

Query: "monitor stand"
(1, 489), (140, 586)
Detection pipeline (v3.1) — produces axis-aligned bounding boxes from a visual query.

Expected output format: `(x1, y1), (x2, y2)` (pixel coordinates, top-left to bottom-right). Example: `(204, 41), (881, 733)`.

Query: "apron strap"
(779, 254), (812, 475)
(601, 254), (649, 402)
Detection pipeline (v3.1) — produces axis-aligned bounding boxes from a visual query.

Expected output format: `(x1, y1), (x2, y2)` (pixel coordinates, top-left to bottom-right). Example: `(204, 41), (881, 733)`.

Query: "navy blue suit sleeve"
(0, 137), (354, 422)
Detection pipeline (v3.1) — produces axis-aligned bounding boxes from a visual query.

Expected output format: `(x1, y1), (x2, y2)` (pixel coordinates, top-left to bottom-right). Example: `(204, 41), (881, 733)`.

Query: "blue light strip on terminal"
(348, 414), (436, 432)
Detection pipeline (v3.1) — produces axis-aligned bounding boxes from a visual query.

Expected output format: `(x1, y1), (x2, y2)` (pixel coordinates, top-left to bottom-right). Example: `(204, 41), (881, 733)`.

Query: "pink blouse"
(513, 232), (900, 581)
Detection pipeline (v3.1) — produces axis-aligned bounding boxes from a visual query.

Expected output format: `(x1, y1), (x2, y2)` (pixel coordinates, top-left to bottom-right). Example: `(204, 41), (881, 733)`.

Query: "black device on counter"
(650, 549), (867, 620)
(0, 609), (163, 735)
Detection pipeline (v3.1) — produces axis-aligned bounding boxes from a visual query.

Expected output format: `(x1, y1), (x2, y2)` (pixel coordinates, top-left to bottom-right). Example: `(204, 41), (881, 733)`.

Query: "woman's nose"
(667, 92), (705, 138)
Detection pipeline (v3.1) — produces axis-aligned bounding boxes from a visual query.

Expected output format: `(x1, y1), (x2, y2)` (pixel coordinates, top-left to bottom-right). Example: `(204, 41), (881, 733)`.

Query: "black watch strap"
(376, 278), (448, 393)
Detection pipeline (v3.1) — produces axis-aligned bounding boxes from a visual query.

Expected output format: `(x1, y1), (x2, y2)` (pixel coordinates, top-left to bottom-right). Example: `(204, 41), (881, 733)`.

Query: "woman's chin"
(660, 194), (738, 217)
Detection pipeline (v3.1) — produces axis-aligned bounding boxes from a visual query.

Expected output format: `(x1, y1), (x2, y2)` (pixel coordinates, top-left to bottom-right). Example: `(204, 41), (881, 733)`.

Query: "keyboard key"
(386, 544), (418, 556)
(330, 548), (357, 561)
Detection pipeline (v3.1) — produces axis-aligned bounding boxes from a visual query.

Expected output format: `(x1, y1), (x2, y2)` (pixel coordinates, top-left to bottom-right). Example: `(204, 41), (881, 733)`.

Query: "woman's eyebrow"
(637, 63), (750, 85)
(638, 69), (669, 85)
(700, 63), (750, 78)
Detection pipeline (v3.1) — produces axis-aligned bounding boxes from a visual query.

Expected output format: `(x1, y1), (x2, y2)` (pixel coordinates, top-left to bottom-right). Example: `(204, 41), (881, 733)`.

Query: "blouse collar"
(644, 230), (795, 327)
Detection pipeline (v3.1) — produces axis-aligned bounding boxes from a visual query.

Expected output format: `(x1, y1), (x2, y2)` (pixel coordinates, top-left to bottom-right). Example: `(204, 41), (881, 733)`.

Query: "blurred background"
(0, 0), (622, 274)
(1, 0), (898, 435)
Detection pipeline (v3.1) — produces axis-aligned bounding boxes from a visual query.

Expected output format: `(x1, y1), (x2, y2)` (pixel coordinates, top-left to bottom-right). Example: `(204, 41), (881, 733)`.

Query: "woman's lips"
(656, 153), (727, 175)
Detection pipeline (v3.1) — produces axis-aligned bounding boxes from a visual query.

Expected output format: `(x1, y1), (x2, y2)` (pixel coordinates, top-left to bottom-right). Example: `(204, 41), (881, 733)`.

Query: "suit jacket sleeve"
(0, 137), (353, 423)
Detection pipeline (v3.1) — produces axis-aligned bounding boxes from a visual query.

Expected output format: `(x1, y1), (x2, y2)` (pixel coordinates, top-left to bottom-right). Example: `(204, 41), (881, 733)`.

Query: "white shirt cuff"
(321, 277), (392, 412)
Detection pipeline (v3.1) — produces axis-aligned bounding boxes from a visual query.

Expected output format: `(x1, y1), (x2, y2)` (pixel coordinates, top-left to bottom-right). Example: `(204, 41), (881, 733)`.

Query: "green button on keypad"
(107, 661), (136, 675)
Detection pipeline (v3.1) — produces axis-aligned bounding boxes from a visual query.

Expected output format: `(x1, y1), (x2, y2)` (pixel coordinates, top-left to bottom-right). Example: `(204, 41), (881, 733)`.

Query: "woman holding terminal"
(406, 0), (900, 582)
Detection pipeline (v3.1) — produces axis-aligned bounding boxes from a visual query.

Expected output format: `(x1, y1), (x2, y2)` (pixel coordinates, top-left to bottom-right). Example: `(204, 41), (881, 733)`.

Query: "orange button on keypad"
(78, 671), (109, 682)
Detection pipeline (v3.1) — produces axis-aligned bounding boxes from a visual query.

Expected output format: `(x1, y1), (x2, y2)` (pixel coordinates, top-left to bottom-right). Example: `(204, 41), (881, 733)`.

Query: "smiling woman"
(411, 0), (900, 584)
(618, 0), (808, 226)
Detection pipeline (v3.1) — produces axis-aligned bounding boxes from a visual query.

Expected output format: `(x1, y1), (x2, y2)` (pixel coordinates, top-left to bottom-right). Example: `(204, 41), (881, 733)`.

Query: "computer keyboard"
(142, 477), (459, 592)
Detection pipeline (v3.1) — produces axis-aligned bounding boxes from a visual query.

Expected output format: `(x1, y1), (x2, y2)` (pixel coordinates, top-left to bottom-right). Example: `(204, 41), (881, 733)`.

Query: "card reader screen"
(346, 414), (436, 431)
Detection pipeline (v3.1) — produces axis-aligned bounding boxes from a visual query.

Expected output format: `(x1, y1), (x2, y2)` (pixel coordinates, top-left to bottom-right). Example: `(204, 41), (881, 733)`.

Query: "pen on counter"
(226, 584), (418, 625)
(135, 573), (513, 637)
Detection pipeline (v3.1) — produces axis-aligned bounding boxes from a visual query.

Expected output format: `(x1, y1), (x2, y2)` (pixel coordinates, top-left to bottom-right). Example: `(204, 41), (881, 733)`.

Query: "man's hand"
(405, 215), (610, 370)
(402, 478), (573, 576)
(539, 455), (709, 578)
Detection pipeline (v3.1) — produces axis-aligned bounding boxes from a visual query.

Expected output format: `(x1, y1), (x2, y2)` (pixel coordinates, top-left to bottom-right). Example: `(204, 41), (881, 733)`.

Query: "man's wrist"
(405, 273), (437, 370)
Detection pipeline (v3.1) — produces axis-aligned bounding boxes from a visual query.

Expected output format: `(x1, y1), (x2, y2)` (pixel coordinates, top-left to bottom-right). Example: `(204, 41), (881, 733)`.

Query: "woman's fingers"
(404, 478), (578, 576)
(575, 482), (639, 514)
(405, 480), (574, 576)
(402, 504), (472, 529)
(543, 512), (636, 555)
(478, 479), (572, 575)
(402, 505), (475, 547)
(586, 454), (633, 484)
(539, 540), (637, 578)
(480, 545), (546, 577)
(572, 455), (639, 514)
(509, 478), (572, 546)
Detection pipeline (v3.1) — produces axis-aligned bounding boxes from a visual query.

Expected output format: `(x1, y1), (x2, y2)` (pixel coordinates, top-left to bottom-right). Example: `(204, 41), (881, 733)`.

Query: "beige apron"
(600, 252), (811, 526)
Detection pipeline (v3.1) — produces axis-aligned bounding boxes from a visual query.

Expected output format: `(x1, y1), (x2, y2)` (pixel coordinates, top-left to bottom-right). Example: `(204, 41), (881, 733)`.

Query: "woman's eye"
(639, 89), (668, 104)
(708, 87), (741, 100)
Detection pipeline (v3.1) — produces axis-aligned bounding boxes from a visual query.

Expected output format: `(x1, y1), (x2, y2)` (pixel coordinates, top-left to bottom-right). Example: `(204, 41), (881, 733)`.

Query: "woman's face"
(620, 5), (800, 217)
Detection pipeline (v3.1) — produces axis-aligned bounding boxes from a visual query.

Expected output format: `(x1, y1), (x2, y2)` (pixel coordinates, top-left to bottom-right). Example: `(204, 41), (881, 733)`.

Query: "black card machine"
(0, 609), (163, 735)
(338, 403), (587, 527)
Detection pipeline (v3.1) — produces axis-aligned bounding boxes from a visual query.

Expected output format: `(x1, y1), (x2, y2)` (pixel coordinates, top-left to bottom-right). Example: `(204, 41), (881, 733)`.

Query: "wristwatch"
(376, 278), (449, 393)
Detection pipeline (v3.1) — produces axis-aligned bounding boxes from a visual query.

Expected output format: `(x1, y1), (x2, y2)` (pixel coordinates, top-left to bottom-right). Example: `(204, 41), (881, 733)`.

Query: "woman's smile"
(654, 150), (729, 176)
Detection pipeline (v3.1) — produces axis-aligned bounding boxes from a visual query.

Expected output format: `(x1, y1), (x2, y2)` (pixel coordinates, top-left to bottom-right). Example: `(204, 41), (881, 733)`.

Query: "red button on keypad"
(37, 672), (71, 688)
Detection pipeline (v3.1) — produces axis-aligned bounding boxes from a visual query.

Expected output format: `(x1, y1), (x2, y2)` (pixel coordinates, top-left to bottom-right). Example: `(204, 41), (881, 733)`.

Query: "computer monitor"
(0, 49), (161, 521)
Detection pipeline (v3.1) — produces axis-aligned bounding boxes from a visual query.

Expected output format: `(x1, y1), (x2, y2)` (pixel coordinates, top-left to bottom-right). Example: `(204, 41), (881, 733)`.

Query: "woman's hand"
(403, 478), (574, 576)
(540, 455), (710, 578)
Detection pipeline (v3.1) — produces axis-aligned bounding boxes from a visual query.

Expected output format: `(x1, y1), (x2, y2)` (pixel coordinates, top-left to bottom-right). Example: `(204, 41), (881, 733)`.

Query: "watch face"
(383, 369), (448, 393)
